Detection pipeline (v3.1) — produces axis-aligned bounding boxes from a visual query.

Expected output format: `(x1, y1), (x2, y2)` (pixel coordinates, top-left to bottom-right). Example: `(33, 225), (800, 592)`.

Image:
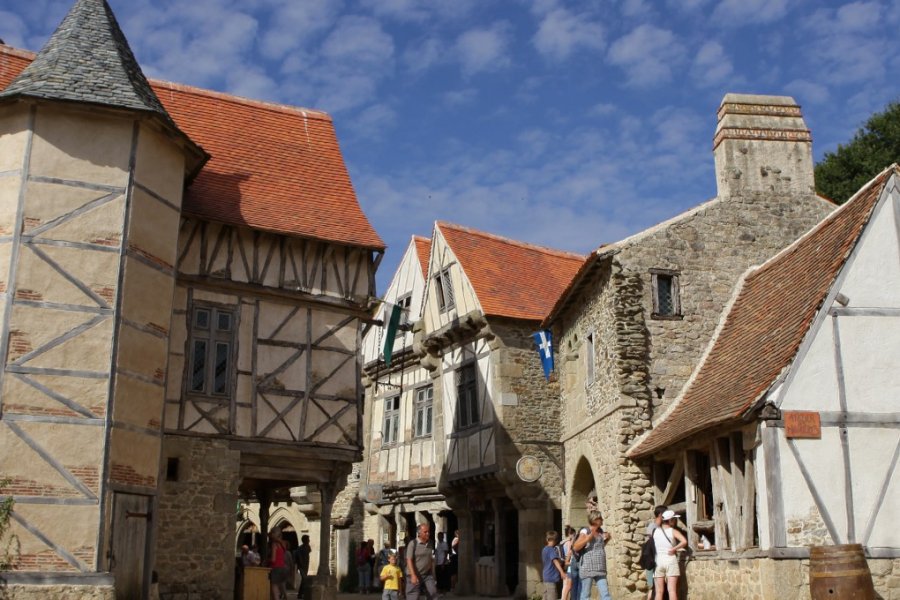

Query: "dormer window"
(651, 269), (682, 319)
(396, 293), (413, 326)
(435, 268), (455, 312)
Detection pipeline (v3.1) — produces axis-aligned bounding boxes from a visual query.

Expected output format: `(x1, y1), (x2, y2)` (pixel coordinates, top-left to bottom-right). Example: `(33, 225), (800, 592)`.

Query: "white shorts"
(654, 554), (680, 578)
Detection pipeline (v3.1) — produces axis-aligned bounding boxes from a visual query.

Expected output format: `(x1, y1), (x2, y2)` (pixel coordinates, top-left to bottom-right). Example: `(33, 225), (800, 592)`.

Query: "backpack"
(639, 533), (656, 570)
(357, 547), (370, 567)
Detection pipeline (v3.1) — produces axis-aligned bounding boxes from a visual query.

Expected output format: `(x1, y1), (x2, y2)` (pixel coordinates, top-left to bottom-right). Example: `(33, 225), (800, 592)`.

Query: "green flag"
(382, 303), (403, 366)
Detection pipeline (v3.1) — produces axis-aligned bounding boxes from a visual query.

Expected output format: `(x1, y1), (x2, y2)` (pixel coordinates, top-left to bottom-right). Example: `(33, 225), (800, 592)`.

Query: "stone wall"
(489, 319), (564, 506)
(679, 555), (900, 600)
(556, 191), (833, 599)
(2, 585), (115, 600)
(156, 435), (241, 600)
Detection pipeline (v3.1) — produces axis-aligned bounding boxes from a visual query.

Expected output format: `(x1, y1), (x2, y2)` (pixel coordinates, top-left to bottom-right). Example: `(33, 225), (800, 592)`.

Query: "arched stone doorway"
(569, 456), (596, 528)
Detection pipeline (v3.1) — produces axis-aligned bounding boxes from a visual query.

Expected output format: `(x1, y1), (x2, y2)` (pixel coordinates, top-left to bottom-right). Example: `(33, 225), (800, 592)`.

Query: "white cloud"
(802, 3), (890, 85)
(691, 41), (734, 88)
(784, 80), (830, 105)
(665, 0), (711, 10)
(349, 103), (397, 139)
(712, 0), (790, 25)
(442, 88), (479, 108)
(455, 23), (512, 76)
(257, 0), (341, 60)
(357, 0), (478, 22)
(608, 24), (685, 87)
(320, 16), (394, 66)
(532, 8), (605, 61)
(0, 11), (28, 47)
(588, 103), (616, 117)
(621, 0), (653, 18)
(402, 37), (445, 74)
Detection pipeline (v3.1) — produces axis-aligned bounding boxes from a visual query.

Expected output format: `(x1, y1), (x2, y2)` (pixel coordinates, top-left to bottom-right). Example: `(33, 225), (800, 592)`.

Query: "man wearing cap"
(653, 510), (688, 600)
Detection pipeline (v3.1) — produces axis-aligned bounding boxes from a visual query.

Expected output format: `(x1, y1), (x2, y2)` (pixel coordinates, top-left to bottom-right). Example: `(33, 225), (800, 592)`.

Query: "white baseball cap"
(662, 510), (680, 520)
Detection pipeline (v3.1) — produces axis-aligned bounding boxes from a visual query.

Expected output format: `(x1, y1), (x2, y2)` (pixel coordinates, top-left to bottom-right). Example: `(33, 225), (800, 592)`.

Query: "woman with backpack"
(560, 525), (579, 600)
(653, 510), (688, 600)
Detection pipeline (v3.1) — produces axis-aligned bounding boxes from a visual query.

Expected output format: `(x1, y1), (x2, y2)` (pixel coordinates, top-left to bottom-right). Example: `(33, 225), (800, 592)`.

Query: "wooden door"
(110, 493), (151, 600)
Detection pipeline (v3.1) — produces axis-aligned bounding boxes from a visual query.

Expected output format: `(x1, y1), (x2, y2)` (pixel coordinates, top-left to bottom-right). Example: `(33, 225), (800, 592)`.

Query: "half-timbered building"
(0, 1), (383, 598)
(627, 164), (900, 599)
(359, 236), (448, 546)
(407, 222), (584, 597)
(543, 94), (835, 598)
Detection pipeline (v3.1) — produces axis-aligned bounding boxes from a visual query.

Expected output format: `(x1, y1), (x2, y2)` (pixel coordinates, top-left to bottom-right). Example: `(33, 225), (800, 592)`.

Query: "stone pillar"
(258, 489), (271, 562)
(516, 502), (551, 599)
(311, 483), (337, 600)
(454, 510), (475, 595)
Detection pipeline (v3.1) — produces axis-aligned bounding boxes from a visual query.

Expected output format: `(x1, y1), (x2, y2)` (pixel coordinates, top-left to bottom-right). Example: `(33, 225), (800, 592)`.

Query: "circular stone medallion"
(516, 455), (542, 482)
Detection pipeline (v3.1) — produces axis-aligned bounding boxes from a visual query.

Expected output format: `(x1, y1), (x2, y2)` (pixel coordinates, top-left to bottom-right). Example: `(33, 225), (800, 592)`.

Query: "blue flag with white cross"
(532, 329), (554, 380)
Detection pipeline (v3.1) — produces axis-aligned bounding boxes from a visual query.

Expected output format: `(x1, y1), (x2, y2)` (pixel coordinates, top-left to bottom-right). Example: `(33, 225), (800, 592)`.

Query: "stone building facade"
(627, 165), (900, 599)
(361, 224), (584, 598)
(545, 95), (835, 598)
(0, 1), (384, 599)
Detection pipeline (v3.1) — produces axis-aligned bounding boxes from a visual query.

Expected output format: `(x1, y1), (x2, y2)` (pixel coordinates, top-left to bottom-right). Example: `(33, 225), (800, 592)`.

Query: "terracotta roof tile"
(437, 222), (586, 322)
(413, 236), (431, 280)
(628, 166), (896, 458)
(0, 45), (384, 250)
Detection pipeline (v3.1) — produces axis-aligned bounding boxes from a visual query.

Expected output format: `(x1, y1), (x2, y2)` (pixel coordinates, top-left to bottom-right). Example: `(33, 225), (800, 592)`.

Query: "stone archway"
(569, 456), (596, 528)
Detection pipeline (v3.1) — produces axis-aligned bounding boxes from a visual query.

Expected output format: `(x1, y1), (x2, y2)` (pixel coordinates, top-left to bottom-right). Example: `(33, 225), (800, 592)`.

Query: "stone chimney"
(714, 93), (815, 198)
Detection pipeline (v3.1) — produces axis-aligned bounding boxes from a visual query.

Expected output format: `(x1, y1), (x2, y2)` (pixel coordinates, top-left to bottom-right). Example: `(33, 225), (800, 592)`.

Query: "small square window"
(166, 457), (180, 482)
(651, 270), (682, 319)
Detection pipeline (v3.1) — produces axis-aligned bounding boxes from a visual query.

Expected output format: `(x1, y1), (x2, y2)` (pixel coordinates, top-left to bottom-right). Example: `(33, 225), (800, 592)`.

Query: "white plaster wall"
(762, 183), (900, 551)
(422, 227), (481, 333)
(362, 237), (426, 364)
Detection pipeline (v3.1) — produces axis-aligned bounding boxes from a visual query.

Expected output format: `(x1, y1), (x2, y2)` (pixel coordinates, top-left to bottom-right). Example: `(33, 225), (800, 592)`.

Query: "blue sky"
(2, 0), (898, 292)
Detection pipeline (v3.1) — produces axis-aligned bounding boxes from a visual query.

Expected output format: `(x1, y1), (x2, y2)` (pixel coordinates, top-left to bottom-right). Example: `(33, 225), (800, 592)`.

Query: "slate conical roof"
(0, 0), (168, 117)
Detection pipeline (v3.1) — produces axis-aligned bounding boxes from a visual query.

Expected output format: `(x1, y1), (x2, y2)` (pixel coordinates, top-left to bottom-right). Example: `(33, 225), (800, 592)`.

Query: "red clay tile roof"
(0, 45), (384, 250)
(437, 222), (587, 322)
(628, 166), (897, 458)
(413, 236), (431, 280)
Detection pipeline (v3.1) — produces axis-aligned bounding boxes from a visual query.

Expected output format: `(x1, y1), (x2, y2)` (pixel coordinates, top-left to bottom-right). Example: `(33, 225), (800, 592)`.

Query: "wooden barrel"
(809, 544), (875, 600)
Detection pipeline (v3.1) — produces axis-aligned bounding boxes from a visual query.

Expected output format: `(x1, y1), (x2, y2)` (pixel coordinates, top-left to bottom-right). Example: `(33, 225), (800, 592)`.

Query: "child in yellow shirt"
(379, 551), (403, 600)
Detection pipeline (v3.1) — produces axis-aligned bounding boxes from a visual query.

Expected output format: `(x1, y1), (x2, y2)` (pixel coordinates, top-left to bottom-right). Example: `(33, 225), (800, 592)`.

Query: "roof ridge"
(150, 79), (333, 121)
(436, 221), (585, 261)
(0, 45), (36, 60)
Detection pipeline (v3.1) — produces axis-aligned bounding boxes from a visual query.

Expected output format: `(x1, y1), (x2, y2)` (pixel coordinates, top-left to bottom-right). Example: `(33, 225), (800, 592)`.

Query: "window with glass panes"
(651, 269), (681, 318)
(188, 305), (235, 397)
(434, 268), (455, 312)
(414, 385), (433, 437)
(456, 364), (478, 429)
(383, 395), (400, 445)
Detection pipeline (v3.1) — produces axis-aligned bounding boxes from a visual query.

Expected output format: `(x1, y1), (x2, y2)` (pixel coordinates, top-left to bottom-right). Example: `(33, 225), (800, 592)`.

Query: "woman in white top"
(653, 510), (688, 600)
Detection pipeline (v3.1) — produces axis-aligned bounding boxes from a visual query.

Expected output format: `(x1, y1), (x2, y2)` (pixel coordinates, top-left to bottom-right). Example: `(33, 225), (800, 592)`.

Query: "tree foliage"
(815, 101), (900, 204)
(0, 478), (19, 573)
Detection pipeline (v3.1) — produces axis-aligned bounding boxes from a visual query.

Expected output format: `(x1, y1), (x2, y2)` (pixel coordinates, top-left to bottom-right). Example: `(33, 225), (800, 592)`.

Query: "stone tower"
(0, 0), (204, 597)
(714, 93), (816, 197)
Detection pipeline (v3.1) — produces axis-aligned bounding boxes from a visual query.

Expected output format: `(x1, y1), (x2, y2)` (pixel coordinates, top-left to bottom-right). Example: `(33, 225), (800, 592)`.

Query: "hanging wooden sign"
(784, 411), (821, 439)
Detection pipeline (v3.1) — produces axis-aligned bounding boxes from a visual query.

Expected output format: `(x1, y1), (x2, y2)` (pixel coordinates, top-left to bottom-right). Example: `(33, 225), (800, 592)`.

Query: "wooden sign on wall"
(784, 411), (821, 439)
